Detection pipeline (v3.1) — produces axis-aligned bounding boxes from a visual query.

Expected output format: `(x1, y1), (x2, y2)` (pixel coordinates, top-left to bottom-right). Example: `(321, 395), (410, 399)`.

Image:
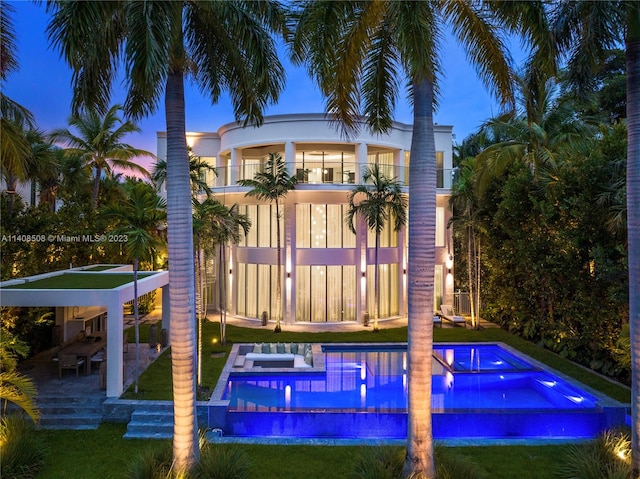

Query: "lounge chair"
(440, 305), (466, 327)
(433, 314), (442, 328)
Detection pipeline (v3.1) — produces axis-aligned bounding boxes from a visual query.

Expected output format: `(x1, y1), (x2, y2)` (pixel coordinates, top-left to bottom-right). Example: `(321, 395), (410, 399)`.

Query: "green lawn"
(35, 320), (631, 478)
(3, 272), (157, 289)
(35, 424), (563, 479)
(125, 321), (630, 403)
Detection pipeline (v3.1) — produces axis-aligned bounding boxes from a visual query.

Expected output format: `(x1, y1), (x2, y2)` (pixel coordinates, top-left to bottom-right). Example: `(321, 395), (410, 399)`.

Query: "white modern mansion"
(158, 114), (455, 326)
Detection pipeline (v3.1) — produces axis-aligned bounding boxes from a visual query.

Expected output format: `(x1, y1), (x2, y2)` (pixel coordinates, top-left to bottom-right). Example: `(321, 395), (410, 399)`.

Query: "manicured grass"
(34, 423), (563, 479)
(126, 320), (630, 403)
(3, 272), (157, 289)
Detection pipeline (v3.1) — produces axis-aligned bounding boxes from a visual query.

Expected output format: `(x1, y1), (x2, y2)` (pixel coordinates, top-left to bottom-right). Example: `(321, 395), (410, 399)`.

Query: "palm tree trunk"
(476, 238), (481, 329)
(626, 4), (640, 474)
(373, 232), (380, 331)
(196, 238), (202, 386)
(165, 62), (199, 470)
(403, 78), (436, 479)
(133, 257), (140, 394)
(274, 198), (282, 332)
(467, 225), (476, 328)
(92, 167), (102, 209)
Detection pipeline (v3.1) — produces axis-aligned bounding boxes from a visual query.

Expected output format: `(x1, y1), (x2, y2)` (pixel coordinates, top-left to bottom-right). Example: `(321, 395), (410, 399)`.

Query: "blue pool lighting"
(208, 342), (628, 443)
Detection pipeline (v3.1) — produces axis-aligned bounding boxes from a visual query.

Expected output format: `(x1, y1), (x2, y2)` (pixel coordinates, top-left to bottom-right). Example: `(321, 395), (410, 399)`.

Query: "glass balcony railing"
(208, 163), (456, 190)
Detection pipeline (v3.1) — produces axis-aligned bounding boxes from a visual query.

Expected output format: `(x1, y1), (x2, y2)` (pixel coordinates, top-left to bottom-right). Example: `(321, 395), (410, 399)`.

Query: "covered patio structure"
(0, 265), (169, 398)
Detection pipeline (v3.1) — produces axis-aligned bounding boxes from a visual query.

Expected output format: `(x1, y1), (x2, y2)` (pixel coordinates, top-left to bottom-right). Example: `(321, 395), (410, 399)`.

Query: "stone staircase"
(123, 402), (174, 440)
(36, 395), (106, 430)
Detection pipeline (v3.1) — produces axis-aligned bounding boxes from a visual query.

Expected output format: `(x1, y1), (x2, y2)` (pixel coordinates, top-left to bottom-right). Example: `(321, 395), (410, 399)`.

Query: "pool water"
(217, 343), (627, 440)
(224, 344), (597, 411)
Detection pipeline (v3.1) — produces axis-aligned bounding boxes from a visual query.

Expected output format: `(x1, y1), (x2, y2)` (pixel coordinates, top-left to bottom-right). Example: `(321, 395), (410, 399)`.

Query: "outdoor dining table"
(60, 336), (106, 375)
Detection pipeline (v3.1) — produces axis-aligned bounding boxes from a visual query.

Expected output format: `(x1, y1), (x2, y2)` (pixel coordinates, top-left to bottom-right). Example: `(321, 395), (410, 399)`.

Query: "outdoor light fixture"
(362, 272), (365, 278)
(287, 272), (291, 278)
(403, 268), (406, 275)
(229, 268), (232, 275)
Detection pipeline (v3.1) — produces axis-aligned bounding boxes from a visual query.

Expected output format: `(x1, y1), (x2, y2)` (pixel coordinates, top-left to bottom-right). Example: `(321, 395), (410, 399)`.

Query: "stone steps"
(123, 403), (174, 440)
(36, 395), (105, 430)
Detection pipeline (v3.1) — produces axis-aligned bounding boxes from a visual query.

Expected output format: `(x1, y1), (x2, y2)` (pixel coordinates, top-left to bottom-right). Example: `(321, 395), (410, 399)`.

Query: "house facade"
(157, 113), (455, 326)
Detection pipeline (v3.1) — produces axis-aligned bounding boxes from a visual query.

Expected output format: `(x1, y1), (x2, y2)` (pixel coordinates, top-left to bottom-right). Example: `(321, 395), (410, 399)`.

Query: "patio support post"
(106, 296), (124, 397)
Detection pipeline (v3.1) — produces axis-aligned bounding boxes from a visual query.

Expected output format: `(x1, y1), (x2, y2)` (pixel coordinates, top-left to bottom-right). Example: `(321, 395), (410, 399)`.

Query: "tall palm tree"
(473, 75), (595, 195)
(238, 152), (298, 332)
(46, 1), (286, 470)
(550, 3), (640, 471)
(0, 2), (37, 203)
(449, 157), (482, 329)
(346, 163), (407, 331)
(50, 105), (152, 209)
(152, 150), (216, 197)
(101, 182), (166, 394)
(210, 202), (251, 345)
(291, 2), (513, 476)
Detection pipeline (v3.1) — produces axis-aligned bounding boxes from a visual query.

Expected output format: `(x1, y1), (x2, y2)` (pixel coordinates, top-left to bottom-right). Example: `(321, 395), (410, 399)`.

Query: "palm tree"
(0, 310), (40, 423)
(50, 105), (152, 209)
(238, 152), (298, 332)
(152, 150), (216, 197)
(101, 182), (166, 394)
(473, 75), (595, 195)
(0, 2), (37, 210)
(449, 157), (482, 329)
(346, 164), (407, 331)
(291, 2), (514, 476)
(46, 1), (286, 470)
(549, 2), (640, 472)
(210, 203), (250, 345)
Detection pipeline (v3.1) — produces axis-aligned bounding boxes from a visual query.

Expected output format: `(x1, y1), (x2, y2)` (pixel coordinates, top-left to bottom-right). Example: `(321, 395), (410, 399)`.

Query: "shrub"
(350, 445), (488, 479)
(128, 445), (173, 479)
(192, 443), (251, 479)
(557, 429), (632, 479)
(0, 415), (47, 479)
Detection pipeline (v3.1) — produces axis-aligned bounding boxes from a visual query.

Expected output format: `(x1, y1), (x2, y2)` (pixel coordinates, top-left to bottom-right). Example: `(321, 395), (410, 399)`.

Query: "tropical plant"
(0, 309), (39, 423)
(0, 415), (48, 479)
(46, 1), (287, 471)
(346, 163), (407, 332)
(50, 104), (152, 209)
(449, 157), (482, 329)
(550, 3), (640, 472)
(238, 152), (298, 333)
(101, 182), (166, 394)
(152, 150), (216, 197)
(209, 203), (250, 345)
(291, 2), (514, 476)
(558, 429), (633, 479)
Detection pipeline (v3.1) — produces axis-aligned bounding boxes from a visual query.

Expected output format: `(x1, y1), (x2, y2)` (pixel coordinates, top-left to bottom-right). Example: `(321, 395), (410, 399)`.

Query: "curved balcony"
(207, 162), (456, 192)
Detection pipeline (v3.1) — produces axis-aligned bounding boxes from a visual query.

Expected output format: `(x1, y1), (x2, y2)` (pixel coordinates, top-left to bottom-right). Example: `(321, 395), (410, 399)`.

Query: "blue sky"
(4, 1), (527, 169)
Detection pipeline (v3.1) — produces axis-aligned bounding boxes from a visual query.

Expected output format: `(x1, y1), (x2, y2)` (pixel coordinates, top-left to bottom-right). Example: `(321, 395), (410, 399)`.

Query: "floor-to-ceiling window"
(296, 204), (356, 248)
(295, 147), (357, 184)
(366, 263), (399, 318)
(235, 262), (278, 320)
(296, 265), (356, 322)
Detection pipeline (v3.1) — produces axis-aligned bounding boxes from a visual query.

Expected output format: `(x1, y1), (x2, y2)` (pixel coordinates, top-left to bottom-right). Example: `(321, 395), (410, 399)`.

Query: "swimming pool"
(211, 343), (627, 441)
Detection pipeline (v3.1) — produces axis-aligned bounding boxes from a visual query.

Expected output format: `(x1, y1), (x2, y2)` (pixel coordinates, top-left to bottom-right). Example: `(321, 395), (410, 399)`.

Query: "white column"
(230, 148), (238, 184)
(284, 141), (295, 173)
(105, 295), (124, 398)
(356, 142), (368, 183)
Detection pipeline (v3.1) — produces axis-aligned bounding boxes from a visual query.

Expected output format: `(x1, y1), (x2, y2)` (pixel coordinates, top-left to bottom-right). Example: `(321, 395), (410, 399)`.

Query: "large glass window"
(296, 204), (356, 248)
(296, 265), (356, 322)
(366, 263), (399, 318)
(295, 148), (356, 184)
(239, 205), (277, 247)
(436, 207), (445, 247)
(235, 262), (278, 319)
(367, 213), (400, 247)
(367, 151), (395, 179)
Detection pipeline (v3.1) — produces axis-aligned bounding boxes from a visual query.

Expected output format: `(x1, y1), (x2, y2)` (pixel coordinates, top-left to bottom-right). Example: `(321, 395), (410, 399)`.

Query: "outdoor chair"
(58, 353), (85, 379)
(433, 314), (442, 328)
(440, 304), (467, 327)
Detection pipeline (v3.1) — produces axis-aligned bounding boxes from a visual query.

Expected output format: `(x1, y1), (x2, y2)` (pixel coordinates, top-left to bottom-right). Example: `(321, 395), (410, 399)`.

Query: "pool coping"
(207, 341), (629, 444)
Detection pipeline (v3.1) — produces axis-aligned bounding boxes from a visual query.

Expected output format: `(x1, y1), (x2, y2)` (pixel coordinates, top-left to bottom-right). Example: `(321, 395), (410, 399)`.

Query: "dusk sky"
(4, 1), (527, 171)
